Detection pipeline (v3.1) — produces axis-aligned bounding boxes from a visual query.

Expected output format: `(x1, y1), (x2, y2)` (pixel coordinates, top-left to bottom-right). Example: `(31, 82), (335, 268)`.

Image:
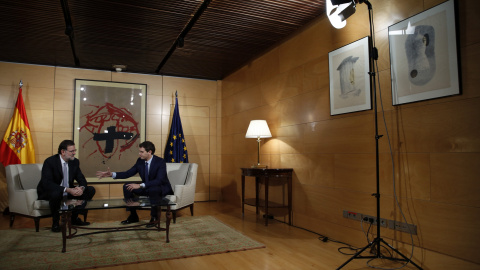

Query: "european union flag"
(164, 92), (188, 163)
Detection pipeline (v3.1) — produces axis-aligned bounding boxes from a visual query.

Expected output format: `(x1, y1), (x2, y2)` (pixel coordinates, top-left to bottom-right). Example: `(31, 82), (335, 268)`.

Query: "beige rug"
(0, 215), (265, 270)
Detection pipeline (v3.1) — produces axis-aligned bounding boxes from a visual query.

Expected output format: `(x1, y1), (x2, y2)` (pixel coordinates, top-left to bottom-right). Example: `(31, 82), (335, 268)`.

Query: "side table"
(241, 168), (293, 226)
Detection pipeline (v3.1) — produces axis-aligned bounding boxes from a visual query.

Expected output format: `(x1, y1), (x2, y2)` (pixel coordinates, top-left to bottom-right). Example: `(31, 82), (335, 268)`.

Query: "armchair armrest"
(8, 189), (35, 216)
(174, 184), (196, 209)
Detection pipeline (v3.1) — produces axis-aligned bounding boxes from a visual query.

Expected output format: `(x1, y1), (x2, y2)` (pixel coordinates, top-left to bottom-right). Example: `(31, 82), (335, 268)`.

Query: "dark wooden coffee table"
(59, 197), (175, 253)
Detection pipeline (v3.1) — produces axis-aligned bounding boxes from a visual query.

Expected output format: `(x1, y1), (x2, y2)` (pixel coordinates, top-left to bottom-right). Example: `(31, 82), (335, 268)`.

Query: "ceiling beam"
(155, 0), (211, 74)
(60, 0), (80, 66)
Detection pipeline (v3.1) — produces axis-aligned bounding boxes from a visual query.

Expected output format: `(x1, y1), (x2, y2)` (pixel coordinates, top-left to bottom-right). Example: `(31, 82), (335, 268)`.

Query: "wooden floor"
(1, 201), (421, 270)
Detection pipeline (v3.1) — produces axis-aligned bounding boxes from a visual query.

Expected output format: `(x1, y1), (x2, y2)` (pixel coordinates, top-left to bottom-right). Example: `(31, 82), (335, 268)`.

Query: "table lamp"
(245, 120), (272, 168)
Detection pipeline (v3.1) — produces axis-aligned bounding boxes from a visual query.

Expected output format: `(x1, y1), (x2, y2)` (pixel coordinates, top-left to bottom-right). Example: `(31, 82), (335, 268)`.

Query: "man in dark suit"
(37, 140), (96, 232)
(96, 141), (173, 226)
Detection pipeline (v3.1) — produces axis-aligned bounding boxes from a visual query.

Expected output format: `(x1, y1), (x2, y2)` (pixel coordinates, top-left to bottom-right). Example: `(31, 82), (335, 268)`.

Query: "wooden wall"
(220, 0), (480, 268)
(0, 63), (222, 206)
(1, 0), (479, 268)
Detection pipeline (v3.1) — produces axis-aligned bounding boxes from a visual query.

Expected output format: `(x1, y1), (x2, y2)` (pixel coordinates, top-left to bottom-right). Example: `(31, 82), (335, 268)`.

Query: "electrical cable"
(272, 218), (361, 255)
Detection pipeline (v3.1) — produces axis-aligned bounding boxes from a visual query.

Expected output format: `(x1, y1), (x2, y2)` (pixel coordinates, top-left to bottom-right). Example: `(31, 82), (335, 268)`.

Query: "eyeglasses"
(64, 149), (77, 153)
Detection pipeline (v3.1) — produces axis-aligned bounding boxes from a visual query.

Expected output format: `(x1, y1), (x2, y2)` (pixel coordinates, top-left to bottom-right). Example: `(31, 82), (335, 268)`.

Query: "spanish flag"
(0, 83), (36, 167)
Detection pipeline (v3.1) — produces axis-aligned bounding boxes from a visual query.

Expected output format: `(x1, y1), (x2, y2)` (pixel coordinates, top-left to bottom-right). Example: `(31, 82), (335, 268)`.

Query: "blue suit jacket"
(115, 155), (174, 196)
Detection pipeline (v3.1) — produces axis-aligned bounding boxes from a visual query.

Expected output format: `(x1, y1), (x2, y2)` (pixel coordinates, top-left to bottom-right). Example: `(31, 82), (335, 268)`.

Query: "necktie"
(62, 163), (68, 195)
(145, 162), (149, 182)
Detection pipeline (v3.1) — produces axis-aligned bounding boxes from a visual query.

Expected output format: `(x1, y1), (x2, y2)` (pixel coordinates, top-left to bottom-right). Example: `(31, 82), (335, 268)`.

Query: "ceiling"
(0, 0), (326, 81)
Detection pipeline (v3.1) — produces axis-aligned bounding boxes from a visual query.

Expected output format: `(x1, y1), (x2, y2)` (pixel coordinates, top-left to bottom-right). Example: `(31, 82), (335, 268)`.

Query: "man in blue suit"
(96, 141), (173, 225)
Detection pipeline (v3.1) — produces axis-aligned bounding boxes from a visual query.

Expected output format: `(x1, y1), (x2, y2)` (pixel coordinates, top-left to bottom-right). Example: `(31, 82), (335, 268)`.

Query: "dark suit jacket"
(115, 155), (174, 196)
(37, 154), (88, 199)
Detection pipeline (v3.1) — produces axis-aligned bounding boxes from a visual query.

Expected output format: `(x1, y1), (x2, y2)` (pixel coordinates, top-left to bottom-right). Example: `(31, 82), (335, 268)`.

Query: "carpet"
(0, 215), (265, 270)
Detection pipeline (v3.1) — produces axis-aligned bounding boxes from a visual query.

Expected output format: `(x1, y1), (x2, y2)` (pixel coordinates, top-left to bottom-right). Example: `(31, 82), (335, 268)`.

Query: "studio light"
(329, 1), (423, 269)
(327, 0), (357, 29)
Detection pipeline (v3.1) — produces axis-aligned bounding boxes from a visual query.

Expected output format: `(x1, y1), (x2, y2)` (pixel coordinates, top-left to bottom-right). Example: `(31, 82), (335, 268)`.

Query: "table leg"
(288, 175), (292, 225)
(265, 176), (269, 226)
(241, 175), (245, 216)
(255, 177), (260, 215)
(61, 212), (68, 253)
(165, 205), (171, 243)
(156, 207), (162, 231)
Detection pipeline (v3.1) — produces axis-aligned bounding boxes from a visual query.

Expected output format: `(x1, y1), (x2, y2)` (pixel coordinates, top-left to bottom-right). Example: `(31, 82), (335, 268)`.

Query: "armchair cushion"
(167, 163), (190, 187)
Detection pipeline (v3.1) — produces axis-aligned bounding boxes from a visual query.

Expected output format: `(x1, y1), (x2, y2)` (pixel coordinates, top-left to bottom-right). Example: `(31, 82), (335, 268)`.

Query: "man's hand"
(96, 167), (112, 179)
(67, 186), (84, 196)
(125, 183), (141, 191)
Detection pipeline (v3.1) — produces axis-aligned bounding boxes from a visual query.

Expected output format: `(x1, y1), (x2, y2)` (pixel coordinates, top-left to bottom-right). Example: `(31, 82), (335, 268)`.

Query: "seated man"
(37, 140), (96, 232)
(96, 141), (173, 226)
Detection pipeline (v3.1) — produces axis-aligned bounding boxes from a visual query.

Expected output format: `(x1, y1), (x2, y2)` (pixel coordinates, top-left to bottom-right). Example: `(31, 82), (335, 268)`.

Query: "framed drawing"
(329, 36), (371, 116)
(388, 0), (460, 105)
(74, 79), (146, 181)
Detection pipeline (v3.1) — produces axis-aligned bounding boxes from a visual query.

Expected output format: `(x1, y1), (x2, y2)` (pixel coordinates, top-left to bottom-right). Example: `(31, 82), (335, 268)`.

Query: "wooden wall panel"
(25, 87), (54, 111)
(146, 94), (163, 115)
(372, 0), (423, 31)
(276, 124), (307, 154)
(27, 109), (52, 133)
(394, 99), (480, 153)
(304, 114), (374, 154)
(303, 54), (329, 93)
(163, 76), (217, 100)
(431, 153), (480, 206)
(53, 88), (75, 111)
(0, 85), (17, 110)
(391, 153), (431, 200)
(461, 43), (480, 98)
(278, 17), (334, 73)
(220, 0), (480, 267)
(54, 67), (110, 89)
(414, 200), (480, 264)
(459, 0), (480, 47)
(0, 62), (55, 88)
(53, 110), (73, 133)
(246, 48), (280, 89)
(111, 72), (163, 95)
(89, 184), (110, 199)
(276, 89), (328, 127)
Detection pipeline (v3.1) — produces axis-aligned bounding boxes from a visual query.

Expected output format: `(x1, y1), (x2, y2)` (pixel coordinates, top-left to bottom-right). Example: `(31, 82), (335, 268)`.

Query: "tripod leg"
(336, 241), (374, 270)
(379, 239), (424, 270)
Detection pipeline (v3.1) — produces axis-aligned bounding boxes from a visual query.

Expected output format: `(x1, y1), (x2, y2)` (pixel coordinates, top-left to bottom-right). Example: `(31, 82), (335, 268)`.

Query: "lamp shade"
(245, 120), (272, 138)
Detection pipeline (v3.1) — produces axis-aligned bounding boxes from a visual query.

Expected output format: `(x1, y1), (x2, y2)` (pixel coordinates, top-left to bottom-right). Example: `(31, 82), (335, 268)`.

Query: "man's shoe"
(146, 216), (158, 228)
(121, 215), (139, 225)
(51, 223), (61, 233)
(72, 217), (90, 226)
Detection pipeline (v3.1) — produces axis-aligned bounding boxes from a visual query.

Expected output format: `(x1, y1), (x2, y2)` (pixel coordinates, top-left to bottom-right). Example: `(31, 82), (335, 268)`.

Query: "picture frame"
(388, 0), (460, 105)
(74, 79), (147, 181)
(328, 36), (371, 116)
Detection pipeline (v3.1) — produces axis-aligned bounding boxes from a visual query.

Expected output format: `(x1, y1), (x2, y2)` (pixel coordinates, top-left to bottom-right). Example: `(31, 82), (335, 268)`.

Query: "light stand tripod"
(336, 1), (423, 269)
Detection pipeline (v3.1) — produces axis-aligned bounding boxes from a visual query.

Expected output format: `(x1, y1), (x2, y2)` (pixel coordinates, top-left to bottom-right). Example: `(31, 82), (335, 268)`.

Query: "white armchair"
(163, 163), (198, 223)
(6, 163), (51, 232)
